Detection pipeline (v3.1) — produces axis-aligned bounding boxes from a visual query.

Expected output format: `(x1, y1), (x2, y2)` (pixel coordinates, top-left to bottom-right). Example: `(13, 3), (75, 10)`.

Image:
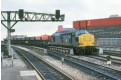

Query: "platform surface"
(1, 67), (39, 80)
(1, 48), (41, 80)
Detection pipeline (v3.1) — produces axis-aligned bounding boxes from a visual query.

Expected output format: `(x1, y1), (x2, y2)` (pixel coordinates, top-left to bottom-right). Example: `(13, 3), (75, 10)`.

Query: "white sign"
(107, 61), (111, 65)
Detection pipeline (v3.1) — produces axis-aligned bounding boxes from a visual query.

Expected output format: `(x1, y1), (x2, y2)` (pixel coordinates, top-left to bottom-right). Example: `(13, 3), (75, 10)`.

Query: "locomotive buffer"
(1, 9), (65, 66)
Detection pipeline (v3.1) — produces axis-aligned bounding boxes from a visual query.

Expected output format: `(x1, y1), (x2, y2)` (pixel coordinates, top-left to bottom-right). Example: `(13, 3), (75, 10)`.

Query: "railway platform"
(1, 48), (41, 80)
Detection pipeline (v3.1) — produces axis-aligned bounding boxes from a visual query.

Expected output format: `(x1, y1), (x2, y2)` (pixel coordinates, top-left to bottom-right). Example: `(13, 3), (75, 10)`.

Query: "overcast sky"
(1, 0), (121, 40)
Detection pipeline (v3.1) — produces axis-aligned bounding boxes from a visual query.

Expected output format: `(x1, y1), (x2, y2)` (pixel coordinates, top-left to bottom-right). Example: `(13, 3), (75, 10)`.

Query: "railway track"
(86, 55), (121, 65)
(13, 47), (73, 80)
(48, 50), (121, 80)
(104, 51), (121, 57)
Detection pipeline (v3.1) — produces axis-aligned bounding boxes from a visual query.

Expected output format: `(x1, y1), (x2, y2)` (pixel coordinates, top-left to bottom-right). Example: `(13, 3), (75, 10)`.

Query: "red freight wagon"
(73, 20), (88, 29)
(35, 36), (42, 40)
(80, 20), (87, 27)
(87, 17), (121, 27)
(41, 35), (51, 40)
(73, 17), (121, 29)
(73, 21), (79, 29)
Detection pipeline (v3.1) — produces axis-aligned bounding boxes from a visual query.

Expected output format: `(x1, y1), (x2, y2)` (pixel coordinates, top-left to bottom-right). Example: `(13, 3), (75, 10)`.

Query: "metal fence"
(98, 38), (121, 51)
(98, 38), (121, 47)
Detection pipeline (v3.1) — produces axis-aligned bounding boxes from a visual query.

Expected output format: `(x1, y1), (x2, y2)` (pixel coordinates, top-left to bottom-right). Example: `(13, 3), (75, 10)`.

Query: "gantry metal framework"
(1, 11), (64, 22)
(1, 10), (65, 57)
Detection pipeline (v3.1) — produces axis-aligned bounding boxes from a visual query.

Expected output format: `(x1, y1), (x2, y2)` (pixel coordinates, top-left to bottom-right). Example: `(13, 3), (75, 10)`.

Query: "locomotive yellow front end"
(79, 34), (94, 47)
(76, 33), (97, 55)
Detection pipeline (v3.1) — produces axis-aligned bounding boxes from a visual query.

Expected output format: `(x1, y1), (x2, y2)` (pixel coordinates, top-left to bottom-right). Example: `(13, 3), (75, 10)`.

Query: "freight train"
(6, 17), (121, 55)
(8, 28), (97, 55)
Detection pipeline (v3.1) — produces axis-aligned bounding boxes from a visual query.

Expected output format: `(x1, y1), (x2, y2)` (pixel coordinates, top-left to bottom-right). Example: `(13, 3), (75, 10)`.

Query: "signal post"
(1, 9), (65, 66)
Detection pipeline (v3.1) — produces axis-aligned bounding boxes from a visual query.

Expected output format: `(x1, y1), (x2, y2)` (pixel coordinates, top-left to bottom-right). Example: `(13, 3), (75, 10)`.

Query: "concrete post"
(11, 48), (14, 66)
(44, 49), (47, 54)
(70, 49), (74, 55)
(7, 27), (11, 56)
(99, 47), (103, 55)
(7, 12), (11, 56)
(1, 52), (4, 68)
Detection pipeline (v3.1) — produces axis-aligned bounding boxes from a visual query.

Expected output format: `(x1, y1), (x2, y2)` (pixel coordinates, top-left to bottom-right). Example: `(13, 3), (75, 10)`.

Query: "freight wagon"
(73, 17), (121, 39)
(11, 35), (51, 48)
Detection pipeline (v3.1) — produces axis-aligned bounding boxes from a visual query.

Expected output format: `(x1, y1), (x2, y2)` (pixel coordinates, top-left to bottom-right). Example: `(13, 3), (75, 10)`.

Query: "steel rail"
(13, 46), (73, 80)
(88, 55), (121, 65)
(48, 50), (121, 80)
(104, 51), (121, 57)
(13, 48), (46, 80)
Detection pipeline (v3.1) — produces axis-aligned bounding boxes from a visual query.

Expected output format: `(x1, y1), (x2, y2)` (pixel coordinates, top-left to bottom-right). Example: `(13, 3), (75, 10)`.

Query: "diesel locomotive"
(49, 28), (97, 55)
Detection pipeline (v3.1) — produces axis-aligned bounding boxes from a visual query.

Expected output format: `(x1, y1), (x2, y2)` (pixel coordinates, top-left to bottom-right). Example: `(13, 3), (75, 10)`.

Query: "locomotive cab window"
(76, 30), (89, 36)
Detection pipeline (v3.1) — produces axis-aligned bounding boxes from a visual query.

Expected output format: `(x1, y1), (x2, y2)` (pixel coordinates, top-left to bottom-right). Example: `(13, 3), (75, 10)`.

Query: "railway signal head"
(19, 9), (24, 20)
(55, 10), (60, 20)
(60, 15), (65, 21)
